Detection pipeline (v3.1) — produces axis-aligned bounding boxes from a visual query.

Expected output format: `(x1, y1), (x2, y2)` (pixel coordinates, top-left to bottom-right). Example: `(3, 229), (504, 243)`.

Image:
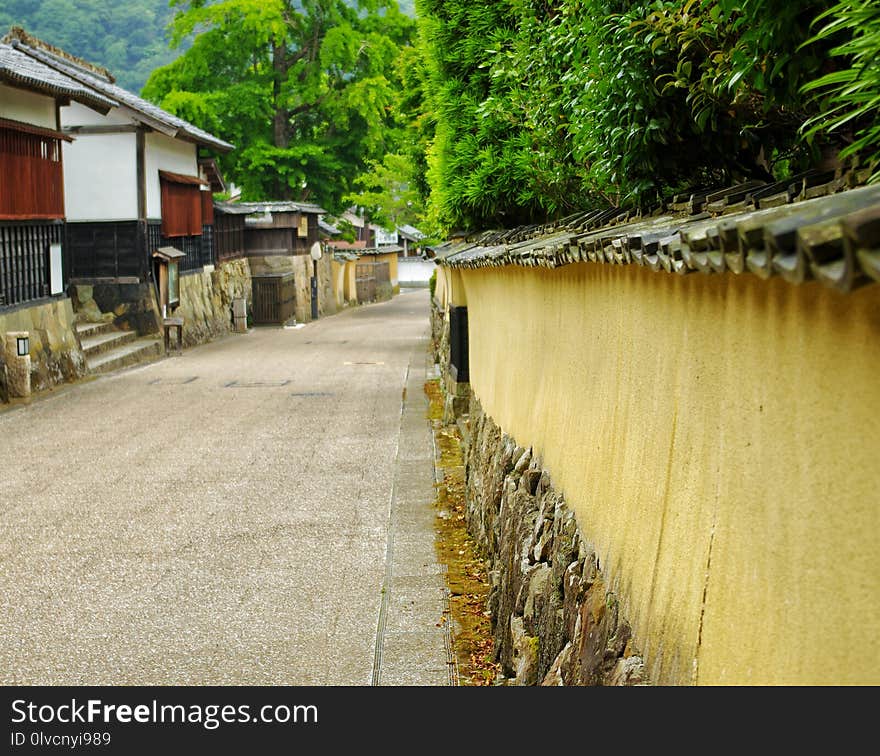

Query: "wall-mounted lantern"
(5, 331), (31, 398)
(152, 246), (186, 317)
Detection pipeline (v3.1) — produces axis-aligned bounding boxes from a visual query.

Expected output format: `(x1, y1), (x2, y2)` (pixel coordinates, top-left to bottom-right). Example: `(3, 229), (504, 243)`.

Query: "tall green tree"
(143, 0), (415, 208)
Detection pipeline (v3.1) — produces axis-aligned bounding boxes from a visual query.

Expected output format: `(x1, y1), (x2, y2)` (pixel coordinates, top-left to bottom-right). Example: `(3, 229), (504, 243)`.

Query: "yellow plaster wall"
(331, 260), (346, 309)
(434, 266), (450, 308)
(458, 262), (880, 685)
(343, 262), (358, 303)
(371, 252), (399, 287)
(381, 252), (399, 286)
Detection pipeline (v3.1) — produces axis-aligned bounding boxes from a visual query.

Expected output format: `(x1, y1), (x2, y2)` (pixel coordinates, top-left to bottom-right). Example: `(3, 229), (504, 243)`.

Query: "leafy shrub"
(801, 0), (880, 180)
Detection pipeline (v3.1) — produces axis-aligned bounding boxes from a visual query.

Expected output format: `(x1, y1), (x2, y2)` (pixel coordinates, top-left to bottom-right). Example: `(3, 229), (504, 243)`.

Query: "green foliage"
(0, 0), (180, 93)
(801, 1), (880, 180)
(345, 152), (421, 228)
(415, 0), (876, 231)
(143, 1), (416, 210)
(428, 267), (436, 300)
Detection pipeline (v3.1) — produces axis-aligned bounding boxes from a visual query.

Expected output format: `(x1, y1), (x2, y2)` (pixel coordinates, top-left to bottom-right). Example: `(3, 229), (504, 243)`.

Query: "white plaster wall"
(0, 83), (56, 128)
(61, 100), (131, 128)
(62, 132), (137, 220)
(398, 258), (436, 287)
(145, 132), (198, 220)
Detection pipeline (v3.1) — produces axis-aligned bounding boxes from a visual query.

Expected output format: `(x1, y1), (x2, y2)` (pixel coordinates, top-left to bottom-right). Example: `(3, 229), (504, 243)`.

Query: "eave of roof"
(319, 218), (342, 235)
(438, 178), (880, 295)
(0, 42), (115, 114)
(215, 200), (327, 215)
(343, 245), (404, 256)
(398, 224), (425, 240)
(4, 29), (233, 153)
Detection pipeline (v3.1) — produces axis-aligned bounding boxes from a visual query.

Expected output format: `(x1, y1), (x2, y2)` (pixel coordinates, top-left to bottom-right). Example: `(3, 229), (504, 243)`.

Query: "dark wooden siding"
(215, 212), (245, 262)
(146, 221), (214, 273)
(0, 220), (63, 307)
(244, 227), (296, 256)
(242, 216), (318, 257)
(67, 221), (145, 280)
(67, 220), (214, 280)
(201, 191), (214, 225)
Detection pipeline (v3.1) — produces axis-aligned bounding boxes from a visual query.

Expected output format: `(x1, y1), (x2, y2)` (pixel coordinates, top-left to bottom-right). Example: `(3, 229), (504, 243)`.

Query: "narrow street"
(0, 289), (452, 685)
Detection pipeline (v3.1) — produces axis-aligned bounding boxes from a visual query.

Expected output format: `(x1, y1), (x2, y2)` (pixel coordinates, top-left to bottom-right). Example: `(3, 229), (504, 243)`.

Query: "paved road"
(0, 289), (452, 685)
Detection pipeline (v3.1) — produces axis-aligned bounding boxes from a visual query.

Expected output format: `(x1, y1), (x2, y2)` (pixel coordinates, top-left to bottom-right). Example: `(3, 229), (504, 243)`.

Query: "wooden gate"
(355, 262), (376, 303)
(251, 272), (296, 324)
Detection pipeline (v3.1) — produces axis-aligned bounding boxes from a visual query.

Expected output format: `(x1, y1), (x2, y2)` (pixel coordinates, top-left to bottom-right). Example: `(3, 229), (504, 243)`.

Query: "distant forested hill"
(0, 0), (179, 94)
(0, 1), (416, 95)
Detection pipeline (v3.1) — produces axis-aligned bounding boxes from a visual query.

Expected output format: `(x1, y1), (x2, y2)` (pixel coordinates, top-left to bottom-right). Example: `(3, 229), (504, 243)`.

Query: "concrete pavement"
(0, 289), (454, 685)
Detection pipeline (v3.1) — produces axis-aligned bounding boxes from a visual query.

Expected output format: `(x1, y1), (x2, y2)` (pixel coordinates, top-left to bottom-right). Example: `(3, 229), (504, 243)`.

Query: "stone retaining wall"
(464, 396), (649, 685)
(71, 283), (160, 336)
(176, 259), (252, 347)
(70, 259), (253, 348)
(0, 298), (86, 400)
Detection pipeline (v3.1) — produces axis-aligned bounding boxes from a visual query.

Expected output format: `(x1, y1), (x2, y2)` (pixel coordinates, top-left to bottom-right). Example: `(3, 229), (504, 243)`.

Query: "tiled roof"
(3, 28), (232, 152)
(215, 200), (327, 215)
(319, 218), (342, 235)
(0, 42), (115, 114)
(398, 224), (425, 240)
(439, 175), (880, 294)
(344, 245), (404, 256)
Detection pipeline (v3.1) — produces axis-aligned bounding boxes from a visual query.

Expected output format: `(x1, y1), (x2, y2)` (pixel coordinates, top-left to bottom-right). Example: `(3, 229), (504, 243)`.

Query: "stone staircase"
(76, 321), (164, 375)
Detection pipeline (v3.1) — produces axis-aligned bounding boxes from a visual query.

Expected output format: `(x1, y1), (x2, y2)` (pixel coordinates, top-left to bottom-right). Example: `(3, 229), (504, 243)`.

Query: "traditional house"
(338, 209), (372, 248)
(1, 38), (113, 308)
(4, 28), (234, 327)
(214, 200), (333, 325)
(2, 27), (251, 384)
(1, 36), (117, 395)
(397, 224), (425, 257)
(433, 176), (880, 685)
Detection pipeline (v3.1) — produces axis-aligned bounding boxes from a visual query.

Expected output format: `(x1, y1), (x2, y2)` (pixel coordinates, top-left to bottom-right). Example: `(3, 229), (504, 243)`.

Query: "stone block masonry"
(70, 258), (254, 349)
(464, 396), (649, 685)
(176, 259), (253, 347)
(0, 298), (87, 400)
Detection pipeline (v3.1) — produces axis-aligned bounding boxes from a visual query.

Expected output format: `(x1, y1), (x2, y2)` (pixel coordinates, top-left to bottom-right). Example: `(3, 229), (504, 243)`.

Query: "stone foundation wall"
(70, 259), (253, 348)
(176, 259), (252, 347)
(71, 283), (160, 335)
(0, 298), (86, 400)
(465, 396), (649, 685)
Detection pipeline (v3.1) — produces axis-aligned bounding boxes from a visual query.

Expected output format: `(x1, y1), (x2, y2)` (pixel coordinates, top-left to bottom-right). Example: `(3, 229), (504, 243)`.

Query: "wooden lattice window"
(159, 170), (205, 237)
(0, 119), (67, 220)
